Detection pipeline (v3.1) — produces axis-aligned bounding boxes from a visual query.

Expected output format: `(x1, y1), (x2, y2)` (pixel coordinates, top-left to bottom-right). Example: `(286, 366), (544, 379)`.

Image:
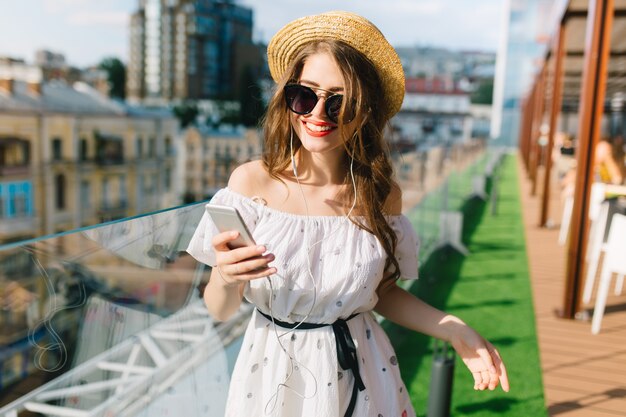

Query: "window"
(80, 180), (91, 209)
(165, 168), (171, 191)
(148, 137), (156, 158)
(119, 175), (127, 205)
(102, 177), (110, 209)
(52, 138), (62, 161)
(79, 138), (88, 161)
(14, 192), (26, 216)
(136, 136), (143, 158)
(0, 182), (32, 218)
(137, 175), (144, 205)
(55, 174), (66, 210)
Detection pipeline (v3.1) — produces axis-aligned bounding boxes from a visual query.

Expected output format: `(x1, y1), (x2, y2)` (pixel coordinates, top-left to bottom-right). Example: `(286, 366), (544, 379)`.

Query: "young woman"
(187, 11), (509, 417)
(595, 136), (625, 185)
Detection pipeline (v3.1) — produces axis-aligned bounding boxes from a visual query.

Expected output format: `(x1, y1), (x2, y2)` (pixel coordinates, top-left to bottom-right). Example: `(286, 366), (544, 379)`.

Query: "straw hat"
(267, 11), (405, 120)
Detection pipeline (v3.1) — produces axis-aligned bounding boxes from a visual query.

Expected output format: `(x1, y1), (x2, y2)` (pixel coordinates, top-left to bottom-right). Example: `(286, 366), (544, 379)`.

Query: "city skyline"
(1, 0), (506, 68)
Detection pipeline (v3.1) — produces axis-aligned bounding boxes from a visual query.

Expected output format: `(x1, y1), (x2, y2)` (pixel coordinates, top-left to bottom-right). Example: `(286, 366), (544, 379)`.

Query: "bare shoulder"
(383, 182), (403, 215)
(228, 160), (272, 197)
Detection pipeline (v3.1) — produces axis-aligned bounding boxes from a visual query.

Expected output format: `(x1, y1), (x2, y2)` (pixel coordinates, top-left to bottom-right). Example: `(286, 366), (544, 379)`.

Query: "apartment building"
(0, 69), (180, 245)
(127, 0), (264, 105)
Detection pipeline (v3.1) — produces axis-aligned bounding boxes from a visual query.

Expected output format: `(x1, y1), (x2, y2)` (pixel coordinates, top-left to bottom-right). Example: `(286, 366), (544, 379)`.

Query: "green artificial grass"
(386, 154), (547, 417)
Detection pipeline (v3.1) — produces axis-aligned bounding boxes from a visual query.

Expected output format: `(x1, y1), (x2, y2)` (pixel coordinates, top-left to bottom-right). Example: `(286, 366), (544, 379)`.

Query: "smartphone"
(205, 204), (257, 249)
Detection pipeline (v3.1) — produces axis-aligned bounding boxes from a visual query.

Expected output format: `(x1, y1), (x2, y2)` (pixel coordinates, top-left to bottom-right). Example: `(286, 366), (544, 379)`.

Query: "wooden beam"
(566, 50), (626, 57)
(541, 23), (567, 227)
(521, 90), (534, 170)
(561, 0), (614, 319)
(564, 8), (626, 19)
(530, 67), (548, 196)
(564, 70), (626, 77)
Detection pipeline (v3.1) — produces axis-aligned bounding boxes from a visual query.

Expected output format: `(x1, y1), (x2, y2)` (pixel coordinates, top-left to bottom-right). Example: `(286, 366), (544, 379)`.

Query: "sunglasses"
(284, 84), (353, 123)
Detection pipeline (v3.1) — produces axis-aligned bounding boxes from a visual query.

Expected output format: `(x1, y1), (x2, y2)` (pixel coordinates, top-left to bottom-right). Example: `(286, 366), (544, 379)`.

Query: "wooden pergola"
(519, 0), (626, 319)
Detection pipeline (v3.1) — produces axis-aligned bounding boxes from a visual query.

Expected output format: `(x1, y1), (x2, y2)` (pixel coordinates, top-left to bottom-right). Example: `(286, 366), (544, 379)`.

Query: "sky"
(0, 0), (505, 68)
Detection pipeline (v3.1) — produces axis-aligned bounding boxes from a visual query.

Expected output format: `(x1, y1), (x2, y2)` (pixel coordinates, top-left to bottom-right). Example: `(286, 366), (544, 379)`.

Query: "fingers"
(495, 351), (510, 392)
(471, 369), (488, 391)
(486, 345), (510, 392)
(212, 231), (244, 251)
(220, 253), (276, 278)
(475, 344), (510, 392)
(212, 231), (276, 285)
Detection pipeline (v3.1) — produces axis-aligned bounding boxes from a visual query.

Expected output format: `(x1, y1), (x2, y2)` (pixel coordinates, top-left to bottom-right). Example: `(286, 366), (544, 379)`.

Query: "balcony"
(0, 137), (31, 177)
(94, 133), (125, 166)
(1, 147), (625, 417)
(0, 164), (30, 177)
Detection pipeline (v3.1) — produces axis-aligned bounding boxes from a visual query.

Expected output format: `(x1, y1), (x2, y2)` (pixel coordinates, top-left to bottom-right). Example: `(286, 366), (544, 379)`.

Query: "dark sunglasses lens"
(325, 95), (343, 122)
(285, 85), (318, 115)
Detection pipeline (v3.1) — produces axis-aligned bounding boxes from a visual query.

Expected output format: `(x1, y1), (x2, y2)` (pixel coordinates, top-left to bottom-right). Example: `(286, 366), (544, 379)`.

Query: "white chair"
(558, 182), (605, 246)
(582, 201), (610, 303)
(558, 194), (573, 245)
(579, 182), (626, 304)
(591, 213), (626, 334)
(588, 182), (607, 221)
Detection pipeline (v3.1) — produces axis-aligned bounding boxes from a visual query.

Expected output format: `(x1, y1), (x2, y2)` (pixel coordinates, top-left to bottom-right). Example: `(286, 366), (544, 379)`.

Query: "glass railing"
(0, 203), (241, 417)
(399, 141), (500, 264)
(0, 141), (500, 417)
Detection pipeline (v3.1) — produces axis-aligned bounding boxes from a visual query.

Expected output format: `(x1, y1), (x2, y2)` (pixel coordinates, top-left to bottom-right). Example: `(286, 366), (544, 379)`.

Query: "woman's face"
(290, 52), (353, 158)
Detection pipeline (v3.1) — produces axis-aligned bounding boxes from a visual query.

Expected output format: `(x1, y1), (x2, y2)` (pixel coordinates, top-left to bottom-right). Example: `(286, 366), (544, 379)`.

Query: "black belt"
(256, 309), (366, 417)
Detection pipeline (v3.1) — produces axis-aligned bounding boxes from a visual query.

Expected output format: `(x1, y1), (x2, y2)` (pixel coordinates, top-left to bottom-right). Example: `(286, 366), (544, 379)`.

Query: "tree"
(470, 78), (494, 105)
(173, 102), (199, 128)
(239, 66), (265, 127)
(98, 57), (126, 99)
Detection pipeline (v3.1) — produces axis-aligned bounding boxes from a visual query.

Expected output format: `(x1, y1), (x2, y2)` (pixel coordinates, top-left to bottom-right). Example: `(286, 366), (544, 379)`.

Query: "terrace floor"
(518, 157), (626, 416)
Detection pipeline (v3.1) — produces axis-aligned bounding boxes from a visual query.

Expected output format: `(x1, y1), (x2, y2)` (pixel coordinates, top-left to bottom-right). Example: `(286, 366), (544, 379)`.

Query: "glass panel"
(401, 141), (488, 264)
(0, 203), (237, 416)
(0, 141), (490, 416)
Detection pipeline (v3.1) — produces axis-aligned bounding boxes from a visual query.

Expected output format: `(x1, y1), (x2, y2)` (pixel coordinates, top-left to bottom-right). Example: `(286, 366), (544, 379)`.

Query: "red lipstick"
(302, 120), (336, 137)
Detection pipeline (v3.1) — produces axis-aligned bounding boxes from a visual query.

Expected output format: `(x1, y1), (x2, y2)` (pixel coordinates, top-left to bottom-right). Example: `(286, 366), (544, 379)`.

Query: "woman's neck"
(295, 149), (347, 186)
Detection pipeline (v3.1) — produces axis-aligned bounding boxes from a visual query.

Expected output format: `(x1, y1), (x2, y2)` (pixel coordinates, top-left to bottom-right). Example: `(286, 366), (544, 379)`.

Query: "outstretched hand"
(449, 324), (510, 392)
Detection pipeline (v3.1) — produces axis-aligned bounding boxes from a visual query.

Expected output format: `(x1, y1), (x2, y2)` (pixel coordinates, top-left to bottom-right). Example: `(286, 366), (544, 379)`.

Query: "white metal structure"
(0, 300), (251, 417)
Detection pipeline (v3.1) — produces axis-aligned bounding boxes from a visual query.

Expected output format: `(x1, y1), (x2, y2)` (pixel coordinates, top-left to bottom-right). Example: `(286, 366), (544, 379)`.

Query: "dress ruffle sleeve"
(185, 188), (260, 267)
(390, 215), (420, 280)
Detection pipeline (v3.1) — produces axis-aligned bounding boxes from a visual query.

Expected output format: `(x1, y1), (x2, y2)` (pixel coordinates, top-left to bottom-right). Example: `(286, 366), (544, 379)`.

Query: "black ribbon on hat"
(257, 309), (366, 417)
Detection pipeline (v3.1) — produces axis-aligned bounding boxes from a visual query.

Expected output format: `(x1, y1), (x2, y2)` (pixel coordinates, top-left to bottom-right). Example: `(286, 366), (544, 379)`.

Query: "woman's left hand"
(449, 323), (510, 392)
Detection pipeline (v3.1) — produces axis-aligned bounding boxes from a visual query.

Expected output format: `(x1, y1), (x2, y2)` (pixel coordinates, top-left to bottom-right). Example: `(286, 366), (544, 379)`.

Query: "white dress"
(187, 188), (420, 417)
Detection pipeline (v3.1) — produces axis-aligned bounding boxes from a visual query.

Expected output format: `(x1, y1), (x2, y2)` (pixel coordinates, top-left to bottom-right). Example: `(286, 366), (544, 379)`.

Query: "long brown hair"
(262, 40), (402, 290)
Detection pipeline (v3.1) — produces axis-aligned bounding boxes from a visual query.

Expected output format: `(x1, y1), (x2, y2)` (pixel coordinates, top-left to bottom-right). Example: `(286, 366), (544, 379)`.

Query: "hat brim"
(267, 11), (405, 120)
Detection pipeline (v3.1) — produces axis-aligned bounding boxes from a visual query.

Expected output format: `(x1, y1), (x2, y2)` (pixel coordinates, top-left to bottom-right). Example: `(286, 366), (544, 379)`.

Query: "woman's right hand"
(212, 231), (276, 288)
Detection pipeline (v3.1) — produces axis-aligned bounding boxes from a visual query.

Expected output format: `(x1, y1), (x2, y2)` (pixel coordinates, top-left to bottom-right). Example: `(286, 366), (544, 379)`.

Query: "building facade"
(0, 71), (181, 245)
(183, 126), (262, 202)
(127, 0), (264, 105)
(393, 77), (473, 150)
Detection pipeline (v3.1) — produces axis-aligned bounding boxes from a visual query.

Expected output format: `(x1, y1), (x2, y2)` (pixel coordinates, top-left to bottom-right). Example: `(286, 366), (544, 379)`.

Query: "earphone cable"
(264, 128), (357, 414)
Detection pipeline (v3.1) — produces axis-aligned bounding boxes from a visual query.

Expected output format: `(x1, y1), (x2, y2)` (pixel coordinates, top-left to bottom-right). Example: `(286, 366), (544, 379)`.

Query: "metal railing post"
(427, 339), (455, 417)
